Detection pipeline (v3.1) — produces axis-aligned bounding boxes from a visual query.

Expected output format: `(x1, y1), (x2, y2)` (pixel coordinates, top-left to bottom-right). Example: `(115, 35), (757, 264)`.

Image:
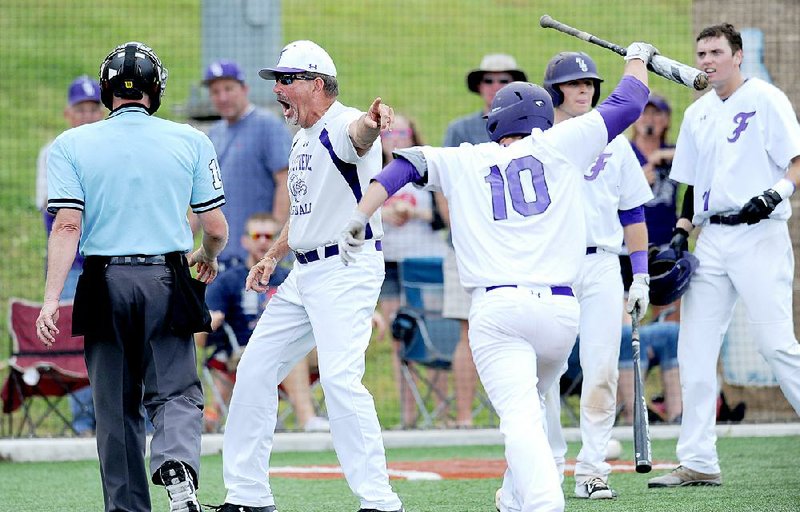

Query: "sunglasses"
(249, 232), (275, 241)
(276, 74), (315, 85)
(482, 77), (512, 85)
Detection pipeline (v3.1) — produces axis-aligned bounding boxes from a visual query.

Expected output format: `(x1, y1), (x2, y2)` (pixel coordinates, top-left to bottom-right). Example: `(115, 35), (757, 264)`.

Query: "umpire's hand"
(188, 247), (219, 284)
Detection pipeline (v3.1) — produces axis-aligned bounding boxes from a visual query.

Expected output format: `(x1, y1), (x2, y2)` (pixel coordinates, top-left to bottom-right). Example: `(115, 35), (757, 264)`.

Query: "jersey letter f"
(727, 111), (756, 143)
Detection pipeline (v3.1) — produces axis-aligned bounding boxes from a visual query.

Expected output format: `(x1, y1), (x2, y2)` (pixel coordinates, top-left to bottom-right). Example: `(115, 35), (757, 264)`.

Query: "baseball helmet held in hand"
(485, 82), (554, 142)
(648, 248), (700, 306)
(543, 51), (603, 107)
(100, 41), (168, 114)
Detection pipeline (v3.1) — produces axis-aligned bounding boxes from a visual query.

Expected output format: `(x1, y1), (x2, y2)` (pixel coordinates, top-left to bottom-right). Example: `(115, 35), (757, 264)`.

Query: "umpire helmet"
(485, 82), (554, 142)
(543, 52), (603, 107)
(99, 41), (168, 114)
(648, 248), (700, 306)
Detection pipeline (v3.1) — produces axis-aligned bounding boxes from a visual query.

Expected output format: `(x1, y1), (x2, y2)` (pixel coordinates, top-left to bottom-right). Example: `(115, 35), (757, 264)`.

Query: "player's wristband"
(772, 178), (795, 201)
(629, 250), (648, 275)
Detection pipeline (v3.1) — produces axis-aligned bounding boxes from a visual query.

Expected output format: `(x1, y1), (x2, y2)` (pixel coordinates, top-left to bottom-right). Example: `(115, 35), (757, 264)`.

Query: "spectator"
(203, 59), (293, 268)
(35, 75), (104, 437)
(377, 114), (448, 427)
(439, 53), (527, 427)
(197, 212), (329, 432)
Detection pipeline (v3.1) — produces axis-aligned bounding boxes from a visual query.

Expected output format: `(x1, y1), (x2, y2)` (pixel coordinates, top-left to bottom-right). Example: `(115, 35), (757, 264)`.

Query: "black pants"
(84, 264), (204, 512)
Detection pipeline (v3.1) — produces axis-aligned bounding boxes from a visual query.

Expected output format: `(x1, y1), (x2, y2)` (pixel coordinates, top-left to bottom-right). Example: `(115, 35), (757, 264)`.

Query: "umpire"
(36, 41), (228, 512)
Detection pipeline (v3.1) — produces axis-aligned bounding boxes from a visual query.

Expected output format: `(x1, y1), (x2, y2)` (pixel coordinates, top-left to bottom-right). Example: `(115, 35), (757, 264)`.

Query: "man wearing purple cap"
(203, 59), (292, 269)
(34, 75), (104, 437)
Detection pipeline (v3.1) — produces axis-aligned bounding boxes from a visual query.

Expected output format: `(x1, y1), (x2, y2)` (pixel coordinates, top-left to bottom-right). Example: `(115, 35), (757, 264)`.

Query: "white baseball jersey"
(582, 134), (653, 253)
(287, 101), (384, 251)
(409, 109), (610, 290)
(671, 77), (800, 224)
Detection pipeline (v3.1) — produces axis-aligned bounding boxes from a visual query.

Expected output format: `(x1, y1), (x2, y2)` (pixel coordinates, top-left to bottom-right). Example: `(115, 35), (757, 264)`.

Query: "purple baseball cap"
(646, 94), (671, 114)
(67, 75), (101, 106)
(203, 59), (246, 85)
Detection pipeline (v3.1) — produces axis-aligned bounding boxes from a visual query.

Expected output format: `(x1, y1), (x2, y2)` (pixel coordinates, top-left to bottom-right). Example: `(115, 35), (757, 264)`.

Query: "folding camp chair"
(1, 298), (91, 437)
(392, 257), (466, 428)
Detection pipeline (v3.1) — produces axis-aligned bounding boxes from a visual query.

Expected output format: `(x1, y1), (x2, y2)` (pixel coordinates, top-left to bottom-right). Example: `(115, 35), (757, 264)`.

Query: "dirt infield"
(270, 459), (676, 480)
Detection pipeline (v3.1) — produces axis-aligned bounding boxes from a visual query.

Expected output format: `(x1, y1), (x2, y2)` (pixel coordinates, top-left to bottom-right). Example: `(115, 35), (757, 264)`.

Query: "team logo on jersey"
(576, 56), (588, 72)
(727, 111), (756, 143)
(585, 152), (611, 181)
(289, 173), (308, 201)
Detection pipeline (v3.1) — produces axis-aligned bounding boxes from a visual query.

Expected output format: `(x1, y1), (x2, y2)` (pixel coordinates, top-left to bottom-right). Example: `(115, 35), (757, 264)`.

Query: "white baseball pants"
(470, 286), (579, 512)
(222, 246), (402, 511)
(677, 220), (800, 474)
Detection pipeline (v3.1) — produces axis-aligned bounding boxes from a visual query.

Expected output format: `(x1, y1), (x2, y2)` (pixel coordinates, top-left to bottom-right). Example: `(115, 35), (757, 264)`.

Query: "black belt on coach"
(485, 284), (574, 297)
(295, 240), (383, 265)
(708, 214), (745, 226)
(108, 255), (167, 265)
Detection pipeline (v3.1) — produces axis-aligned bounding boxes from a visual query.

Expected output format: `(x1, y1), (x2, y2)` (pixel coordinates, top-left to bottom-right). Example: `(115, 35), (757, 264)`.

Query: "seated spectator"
(195, 212), (329, 432)
(377, 114), (448, 427)
(617, 315), (681, 424)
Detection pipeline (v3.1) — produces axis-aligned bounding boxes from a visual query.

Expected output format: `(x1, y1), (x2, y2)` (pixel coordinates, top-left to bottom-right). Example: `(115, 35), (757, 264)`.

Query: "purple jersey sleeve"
(595, 76), (650, 143)
(372, 157), (424, 196)
(618, 205), (646, 226)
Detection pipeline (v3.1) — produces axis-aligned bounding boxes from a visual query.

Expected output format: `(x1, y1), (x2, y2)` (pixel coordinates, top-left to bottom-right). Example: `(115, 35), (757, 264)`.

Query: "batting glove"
(338, 210), (369, 266)
(627, 273), (650, 317)
(737, 188), (782, 225)
(669, 226), (689, 258)
(624, 42), (659, 64)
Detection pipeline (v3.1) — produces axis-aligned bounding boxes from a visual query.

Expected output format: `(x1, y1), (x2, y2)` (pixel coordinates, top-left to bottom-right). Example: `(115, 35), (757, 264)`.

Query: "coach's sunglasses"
(276, 74), (316, 85)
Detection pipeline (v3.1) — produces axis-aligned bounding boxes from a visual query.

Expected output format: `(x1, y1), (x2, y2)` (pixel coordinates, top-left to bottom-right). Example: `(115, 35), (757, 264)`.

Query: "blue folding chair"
(391, 257), (461, 428)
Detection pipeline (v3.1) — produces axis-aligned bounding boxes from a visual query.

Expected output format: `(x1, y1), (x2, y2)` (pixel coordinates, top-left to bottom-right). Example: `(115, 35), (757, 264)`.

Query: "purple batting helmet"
(648, 248), (700, 306)
(485, 82), (554, 142)
(543, 52), (603, 107)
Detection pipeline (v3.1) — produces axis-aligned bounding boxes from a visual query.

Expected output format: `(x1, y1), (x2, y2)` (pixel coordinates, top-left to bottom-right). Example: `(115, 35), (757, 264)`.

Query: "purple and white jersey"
(410, 109), (610, 290)
(582, 134), (653, 253)
(287, 101), (384, 251)
(671, 77), (800, 224)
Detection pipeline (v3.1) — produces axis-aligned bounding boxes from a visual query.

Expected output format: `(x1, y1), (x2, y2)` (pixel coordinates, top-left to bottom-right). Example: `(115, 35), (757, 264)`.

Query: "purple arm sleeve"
(618, 205), (645, 226)
(372, 157), (424, 197)
(630, 250), (648, 275)
(595, 76), (650, 143)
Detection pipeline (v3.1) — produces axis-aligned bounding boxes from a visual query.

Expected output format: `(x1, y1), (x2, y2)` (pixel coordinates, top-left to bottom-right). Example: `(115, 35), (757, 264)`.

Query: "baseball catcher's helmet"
(543, 52), (603, 107)
(648, 248), (700, 306)
(485, 82), (554, 142)
(100, 41), (168, 114)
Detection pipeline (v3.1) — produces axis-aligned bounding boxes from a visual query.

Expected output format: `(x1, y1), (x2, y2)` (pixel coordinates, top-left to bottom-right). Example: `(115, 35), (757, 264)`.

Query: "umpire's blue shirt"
(47, 105), (226, 256)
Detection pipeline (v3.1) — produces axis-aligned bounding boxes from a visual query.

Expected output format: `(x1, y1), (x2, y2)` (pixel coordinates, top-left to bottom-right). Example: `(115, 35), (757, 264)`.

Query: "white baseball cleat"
(575, 477), (615, 499)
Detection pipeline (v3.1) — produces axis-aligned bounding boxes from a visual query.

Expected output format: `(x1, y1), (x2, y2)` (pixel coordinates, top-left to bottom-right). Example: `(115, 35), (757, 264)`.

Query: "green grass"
(1, 437), (798, 511)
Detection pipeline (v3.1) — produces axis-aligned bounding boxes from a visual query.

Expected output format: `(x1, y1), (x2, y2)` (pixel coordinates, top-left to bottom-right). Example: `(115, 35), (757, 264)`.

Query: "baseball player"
(217, 41), (403, 512)
(540, 51), (653, 499)
(648, 23), (800, 488)
(339, 43), (656, 512)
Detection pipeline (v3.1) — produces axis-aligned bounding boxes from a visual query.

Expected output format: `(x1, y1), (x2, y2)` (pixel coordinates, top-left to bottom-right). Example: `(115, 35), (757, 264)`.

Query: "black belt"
(485, 284), (574, 297)
(586, 247), (598, 255)
(709, 214), (745, 226)
(295, 240), (382, 265)
(108, 255), (167, 265)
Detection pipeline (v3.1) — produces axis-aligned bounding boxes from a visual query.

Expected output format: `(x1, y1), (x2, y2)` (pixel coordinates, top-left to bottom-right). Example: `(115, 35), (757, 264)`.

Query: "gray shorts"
(442, 247), (471, 320)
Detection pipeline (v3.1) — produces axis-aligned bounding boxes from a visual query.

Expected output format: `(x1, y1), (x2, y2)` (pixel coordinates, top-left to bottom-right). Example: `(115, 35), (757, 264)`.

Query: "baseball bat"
(630, 307), (653, 473)
(540, 15), (709, 91)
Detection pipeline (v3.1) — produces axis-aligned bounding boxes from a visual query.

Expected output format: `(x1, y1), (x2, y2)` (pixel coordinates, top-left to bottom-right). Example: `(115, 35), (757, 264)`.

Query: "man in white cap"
(438, 54), (528, 428)
(217, 40), (403, 512)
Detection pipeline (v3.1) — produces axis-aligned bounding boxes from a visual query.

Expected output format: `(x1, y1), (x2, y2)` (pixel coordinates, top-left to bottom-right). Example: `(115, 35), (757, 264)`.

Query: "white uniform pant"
(222, 247), (402, 510)
(677, 220), (800, 474)
(546, 252), (623, 483)
(470, 286), (579, 512)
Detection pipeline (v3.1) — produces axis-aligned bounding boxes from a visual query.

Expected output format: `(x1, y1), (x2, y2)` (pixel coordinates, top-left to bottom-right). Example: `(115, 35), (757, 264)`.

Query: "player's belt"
(485, 284), (574, 297)
(295, 240), (383, 265)
(108, 255), (167, 265)
(708, 213), (745, 225)
(586, 247), (598, 255)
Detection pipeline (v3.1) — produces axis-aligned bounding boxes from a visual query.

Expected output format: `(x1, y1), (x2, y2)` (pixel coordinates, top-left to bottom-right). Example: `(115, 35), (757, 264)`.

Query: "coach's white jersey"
(582, 134), (653, 253)
(671, 77), (800, 224)
(412, 110), (610, 290)
(287, 101), (384, 251)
